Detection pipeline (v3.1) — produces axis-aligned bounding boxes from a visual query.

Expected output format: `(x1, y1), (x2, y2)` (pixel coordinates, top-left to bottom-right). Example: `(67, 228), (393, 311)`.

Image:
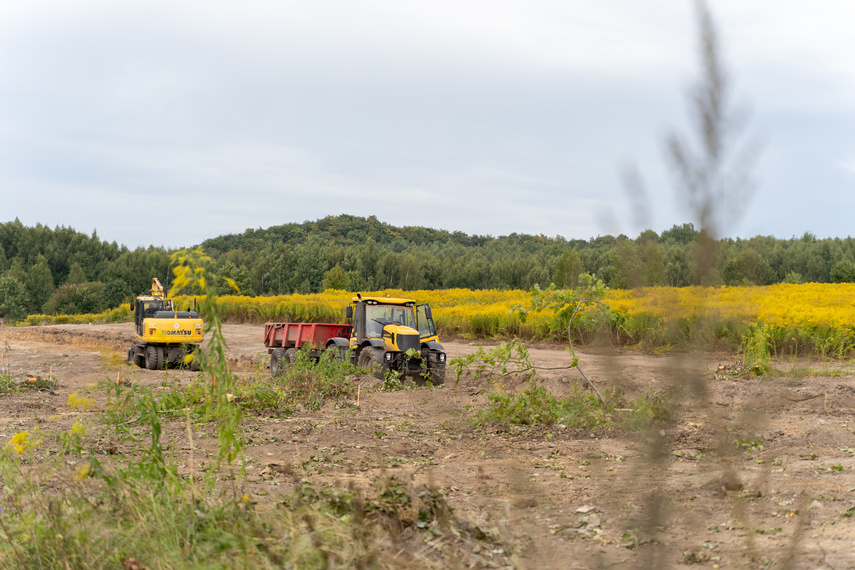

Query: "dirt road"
(1, 323), (854, 568)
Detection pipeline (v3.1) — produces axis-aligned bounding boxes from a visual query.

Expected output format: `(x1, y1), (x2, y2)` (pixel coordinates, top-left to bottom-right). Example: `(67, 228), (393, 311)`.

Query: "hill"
(2, 215), (855, 319)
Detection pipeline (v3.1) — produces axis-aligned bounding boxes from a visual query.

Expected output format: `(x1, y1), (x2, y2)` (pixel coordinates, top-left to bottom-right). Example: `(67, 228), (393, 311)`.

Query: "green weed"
(475, 378), (613, 429)
(733, 438), (764, 453)
(618, 390), (674, 431)
(743, 324), (771, 375)
(0, 373), (19, 393)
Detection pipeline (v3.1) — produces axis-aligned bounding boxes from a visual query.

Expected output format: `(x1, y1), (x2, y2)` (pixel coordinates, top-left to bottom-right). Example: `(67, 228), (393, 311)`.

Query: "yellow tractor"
(127, 278), (203, 370)
(339, 294), (446, 384)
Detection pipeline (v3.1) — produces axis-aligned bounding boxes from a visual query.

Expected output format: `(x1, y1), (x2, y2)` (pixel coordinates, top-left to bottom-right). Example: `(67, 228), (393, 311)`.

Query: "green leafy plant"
(259, 343), (358, 408)
(513, 274), (610, 345)
(475, 378), (613, 430)
(743, 324), (771, 375)
(0, 374), (19, 394)
(450, 338), (535, 383)
(381, 368), (408, 392)
(618, 390), (674, 431)
(733, 438), (764, 453)
(171, 247), (245, 465)
(512, 274), (610, 403)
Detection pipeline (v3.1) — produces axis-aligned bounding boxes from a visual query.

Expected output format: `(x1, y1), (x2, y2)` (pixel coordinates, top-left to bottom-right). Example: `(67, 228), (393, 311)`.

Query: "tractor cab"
(347, 296), (436, 350)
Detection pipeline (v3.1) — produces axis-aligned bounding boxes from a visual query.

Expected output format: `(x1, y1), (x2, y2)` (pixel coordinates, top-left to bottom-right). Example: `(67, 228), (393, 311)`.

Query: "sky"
(1, 0), (853, 249)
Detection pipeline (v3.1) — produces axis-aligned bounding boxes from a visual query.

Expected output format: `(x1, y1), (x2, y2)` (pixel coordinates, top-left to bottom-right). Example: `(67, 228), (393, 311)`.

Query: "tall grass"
(0, 251), (488, 569)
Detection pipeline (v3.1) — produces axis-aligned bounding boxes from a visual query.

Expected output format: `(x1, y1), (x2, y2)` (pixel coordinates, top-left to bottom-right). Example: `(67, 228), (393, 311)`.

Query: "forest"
(2, 213), (855, 319)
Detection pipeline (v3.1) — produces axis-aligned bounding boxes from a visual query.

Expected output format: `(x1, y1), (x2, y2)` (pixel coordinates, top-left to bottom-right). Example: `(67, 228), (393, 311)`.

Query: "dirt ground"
(1, 323), (854, 569)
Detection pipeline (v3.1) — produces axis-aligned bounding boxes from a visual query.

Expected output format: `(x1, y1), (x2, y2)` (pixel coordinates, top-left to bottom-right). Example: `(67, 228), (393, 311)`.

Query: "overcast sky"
(1, 1), (853, 249)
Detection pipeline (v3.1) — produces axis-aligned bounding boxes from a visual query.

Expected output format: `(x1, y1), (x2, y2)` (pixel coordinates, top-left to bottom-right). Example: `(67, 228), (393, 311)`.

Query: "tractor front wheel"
(358, 347), (384, 380)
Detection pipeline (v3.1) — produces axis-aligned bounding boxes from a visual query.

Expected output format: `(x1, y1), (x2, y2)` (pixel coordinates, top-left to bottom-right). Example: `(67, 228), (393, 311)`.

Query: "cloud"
(0, 1), (854, 247)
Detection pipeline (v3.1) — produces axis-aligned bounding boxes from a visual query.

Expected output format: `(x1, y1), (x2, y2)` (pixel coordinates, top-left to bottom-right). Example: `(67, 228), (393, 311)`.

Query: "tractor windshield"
(365, 304), (415, 337)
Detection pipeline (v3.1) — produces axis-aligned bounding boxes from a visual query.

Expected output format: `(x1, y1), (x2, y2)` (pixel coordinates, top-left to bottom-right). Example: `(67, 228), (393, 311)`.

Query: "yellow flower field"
(609, 283), (855, 330)
(21, 283), (855, 356)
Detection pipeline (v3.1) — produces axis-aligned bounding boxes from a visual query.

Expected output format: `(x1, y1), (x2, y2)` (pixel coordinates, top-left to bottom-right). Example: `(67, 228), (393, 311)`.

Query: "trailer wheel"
(358, 347), (384, 380)
(270, 348), (287, 376)
(284, 348), (298, 365)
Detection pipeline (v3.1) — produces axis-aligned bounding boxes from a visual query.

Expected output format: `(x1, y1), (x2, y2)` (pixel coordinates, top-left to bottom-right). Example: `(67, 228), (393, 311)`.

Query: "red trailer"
(263, 322), (352, 374)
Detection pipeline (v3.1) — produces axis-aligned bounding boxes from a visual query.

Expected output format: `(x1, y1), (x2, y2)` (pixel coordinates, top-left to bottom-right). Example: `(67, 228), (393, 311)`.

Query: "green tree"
(100, 279), (133, 308)
(663, 245), (691, 287)
(660, 223), (698, 245)
(322, 265), (350, 290)
(4, 258), (26, 282)
(213, 261), (253, 295)
(25, 254), (55, 312)
(640, 241), (667, 286)
(294, 236), (328, 293)
(722, 248), (775, 286)
(606, 237), (642, 289)
(553, 249), (583, 289)
(782, 271), (804, 284)
(66, 262), (87, 285)
(0, 276), (29, 320)
(830, 259), (855, 283)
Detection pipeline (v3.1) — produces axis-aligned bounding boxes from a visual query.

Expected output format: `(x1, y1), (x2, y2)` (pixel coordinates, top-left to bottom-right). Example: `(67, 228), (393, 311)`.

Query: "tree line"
(2, 214), (855, 320)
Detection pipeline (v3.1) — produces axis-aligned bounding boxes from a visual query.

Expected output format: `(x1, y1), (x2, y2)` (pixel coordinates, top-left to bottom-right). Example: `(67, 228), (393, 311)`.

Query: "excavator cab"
(134, 298), (164, 335)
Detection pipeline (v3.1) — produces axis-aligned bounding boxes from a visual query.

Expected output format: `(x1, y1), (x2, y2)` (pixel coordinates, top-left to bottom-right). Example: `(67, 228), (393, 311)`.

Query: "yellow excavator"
(127, 278), (203, 370)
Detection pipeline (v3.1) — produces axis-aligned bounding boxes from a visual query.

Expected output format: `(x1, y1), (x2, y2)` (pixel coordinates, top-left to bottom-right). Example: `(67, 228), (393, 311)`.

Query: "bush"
(44, 282), (106, 315)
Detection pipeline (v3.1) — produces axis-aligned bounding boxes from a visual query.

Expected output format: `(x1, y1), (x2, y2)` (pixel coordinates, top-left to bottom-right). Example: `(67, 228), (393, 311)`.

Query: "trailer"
(264, 322), (352, 374)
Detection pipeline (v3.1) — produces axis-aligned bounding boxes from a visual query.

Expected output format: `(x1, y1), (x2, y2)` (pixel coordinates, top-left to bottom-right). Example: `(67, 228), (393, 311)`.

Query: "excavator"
(127, 278), (203, 370)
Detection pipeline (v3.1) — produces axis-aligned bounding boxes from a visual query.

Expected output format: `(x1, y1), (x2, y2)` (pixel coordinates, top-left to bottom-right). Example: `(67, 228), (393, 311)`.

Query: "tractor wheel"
(410, 365), (445, 387)
(145, 346), (162, 370)
(270, 348), (286, 376)
(358, 347), (384, 380)
(427, 364), (446, 386)
(326, 343), (348, 362)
